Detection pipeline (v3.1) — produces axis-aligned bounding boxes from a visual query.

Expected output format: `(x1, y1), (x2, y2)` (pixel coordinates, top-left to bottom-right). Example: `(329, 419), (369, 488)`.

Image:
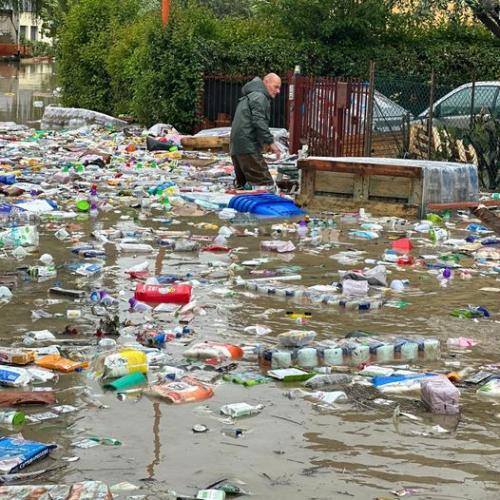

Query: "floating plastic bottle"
(296, 220), (308, 238)
(128, 298), (153, 312)
(89, 183), (98, 218)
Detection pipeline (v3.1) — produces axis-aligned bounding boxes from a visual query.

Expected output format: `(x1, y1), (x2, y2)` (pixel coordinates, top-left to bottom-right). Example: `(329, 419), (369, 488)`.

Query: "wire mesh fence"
(198, 68), (499, 189)
(369, 72), (499, 180)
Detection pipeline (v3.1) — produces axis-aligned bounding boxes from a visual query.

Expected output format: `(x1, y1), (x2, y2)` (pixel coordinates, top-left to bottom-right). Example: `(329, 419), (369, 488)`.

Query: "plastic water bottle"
(99, 290), (117, 306)
(0, 410), (25, 425)
(128, 298), (153, 312)
(297, 220), (308, 238)
(89, 183), (98, 218)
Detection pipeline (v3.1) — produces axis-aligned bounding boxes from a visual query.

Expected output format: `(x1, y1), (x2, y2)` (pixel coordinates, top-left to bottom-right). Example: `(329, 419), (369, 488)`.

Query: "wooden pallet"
(297, 157), (424, 218)
(181, 135), (230, 151)
(410, 125), (478, 164)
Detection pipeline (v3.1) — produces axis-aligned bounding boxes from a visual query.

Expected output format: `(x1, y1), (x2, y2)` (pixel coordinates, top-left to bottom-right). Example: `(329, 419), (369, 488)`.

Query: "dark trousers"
(231, 153), (273, 187)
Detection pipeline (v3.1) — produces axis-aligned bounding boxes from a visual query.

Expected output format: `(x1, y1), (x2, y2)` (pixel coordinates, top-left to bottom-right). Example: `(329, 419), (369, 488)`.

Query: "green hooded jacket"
(230, 77), (274, 156)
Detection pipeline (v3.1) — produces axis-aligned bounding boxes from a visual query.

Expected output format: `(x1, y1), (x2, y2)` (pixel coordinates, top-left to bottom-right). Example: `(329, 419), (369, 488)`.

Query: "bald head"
(263, 73), (281, 98)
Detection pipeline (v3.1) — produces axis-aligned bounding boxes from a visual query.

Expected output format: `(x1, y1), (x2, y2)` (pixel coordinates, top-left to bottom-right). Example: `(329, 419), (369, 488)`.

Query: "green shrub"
(129, 2), (218, 130)
(57, 0), (142, 113)
(57, 0), (500, 131)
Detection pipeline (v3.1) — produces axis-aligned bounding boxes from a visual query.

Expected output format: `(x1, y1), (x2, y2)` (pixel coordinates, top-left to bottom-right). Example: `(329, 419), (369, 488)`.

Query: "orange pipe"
(162, 0), (170, 27)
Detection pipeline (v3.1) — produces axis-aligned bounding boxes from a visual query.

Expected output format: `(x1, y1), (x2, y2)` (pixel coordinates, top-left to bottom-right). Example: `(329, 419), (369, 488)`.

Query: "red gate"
(288, 75), (370, 157)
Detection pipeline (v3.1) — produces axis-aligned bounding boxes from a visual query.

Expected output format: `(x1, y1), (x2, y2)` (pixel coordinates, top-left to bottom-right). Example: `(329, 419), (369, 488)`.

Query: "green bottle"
(450, 308), (475, 319)
(426, 213), (443, 224)
(0, 410), (25, 425)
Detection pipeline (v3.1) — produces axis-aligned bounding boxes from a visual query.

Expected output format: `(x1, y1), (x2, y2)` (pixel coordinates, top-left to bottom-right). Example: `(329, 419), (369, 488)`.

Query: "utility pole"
(162, 0), (170, 27)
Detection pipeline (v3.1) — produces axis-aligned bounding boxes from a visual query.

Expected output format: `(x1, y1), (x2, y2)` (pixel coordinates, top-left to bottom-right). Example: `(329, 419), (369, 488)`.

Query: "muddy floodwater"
(0, 61), (58, 126)
(0, 61), (499, 500)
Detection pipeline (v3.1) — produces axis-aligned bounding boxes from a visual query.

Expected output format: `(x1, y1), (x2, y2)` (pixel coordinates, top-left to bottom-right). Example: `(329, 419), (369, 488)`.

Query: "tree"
(254, 0), (392, 44)
(466, 0), (500, 38)
(198, 0), (254, 17)
(394, 1), (500, 38)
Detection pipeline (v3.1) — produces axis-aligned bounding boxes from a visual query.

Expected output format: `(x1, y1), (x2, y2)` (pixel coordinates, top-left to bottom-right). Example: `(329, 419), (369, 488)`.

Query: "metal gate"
(288, 75), (371, 156)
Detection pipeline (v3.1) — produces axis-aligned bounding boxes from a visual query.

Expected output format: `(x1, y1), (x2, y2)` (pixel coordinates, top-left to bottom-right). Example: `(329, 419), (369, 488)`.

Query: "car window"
(439, 88), (472, 117)
(495, 92), (500, 117)
(472, 86), (498, 114)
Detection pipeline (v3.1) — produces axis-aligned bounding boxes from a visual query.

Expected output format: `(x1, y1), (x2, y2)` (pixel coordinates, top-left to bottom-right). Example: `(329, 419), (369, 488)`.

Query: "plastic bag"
(148, 377), (213, 404)
(183, 342), (243, 361)
(278, 330), (316, 348)
(35, 355), (88, 373)
(0, 436), (56, 474)
(103, 350), (148, 379)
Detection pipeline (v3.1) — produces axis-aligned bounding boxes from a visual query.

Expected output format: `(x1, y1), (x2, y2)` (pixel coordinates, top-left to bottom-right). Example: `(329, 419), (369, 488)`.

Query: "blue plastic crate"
(228, 194), (305, 218)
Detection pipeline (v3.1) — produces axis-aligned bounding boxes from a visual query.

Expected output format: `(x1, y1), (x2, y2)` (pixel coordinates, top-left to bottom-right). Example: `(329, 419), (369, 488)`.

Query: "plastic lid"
(76, 199), (90, 212)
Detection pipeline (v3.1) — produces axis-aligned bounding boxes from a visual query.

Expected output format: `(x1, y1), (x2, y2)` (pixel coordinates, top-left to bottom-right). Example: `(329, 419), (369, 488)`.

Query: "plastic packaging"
(220, 402), (263, 418)
(278, 330), (316, 347)
(0, 410), (26, 426)
(476, 378), (500, 399)
(134, 283), (192, 305)
(197, 490), (226, 500)
(304, 373), (351, 388)
(183, 342), (243, 361)
(148, 377), (213, 404)
(421, 376), (460, 415)
(103, 372), (148, 392)
(0, 436), (56, 474)
(103, 350), (148, 379)
(0, 348), (35, 365)
(35, 355), (89, 373)
(0, 366), (31, 387)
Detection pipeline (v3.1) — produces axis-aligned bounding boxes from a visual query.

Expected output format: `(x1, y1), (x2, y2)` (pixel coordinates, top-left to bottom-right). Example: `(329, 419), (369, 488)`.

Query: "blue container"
(228, 194), (305, 218)
(0, 174), (16, 185)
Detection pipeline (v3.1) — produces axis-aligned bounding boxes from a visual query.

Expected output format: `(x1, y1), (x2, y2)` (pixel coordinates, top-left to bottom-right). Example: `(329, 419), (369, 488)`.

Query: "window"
(30, 26), (37, 41)
(472, 86), (498, 114)
(438, 88), (472, 117)
(20, 25), (27, 40)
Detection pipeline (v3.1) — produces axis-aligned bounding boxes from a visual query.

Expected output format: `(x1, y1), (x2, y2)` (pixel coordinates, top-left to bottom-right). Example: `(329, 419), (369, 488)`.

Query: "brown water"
(0, 62), (498, 499)
(0, 208), (499, 499)
(0, 61), (58, 126)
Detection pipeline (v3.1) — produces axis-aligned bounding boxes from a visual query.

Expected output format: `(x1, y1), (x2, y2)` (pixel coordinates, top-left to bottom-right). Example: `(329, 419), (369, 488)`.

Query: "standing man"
(230, 73), (282, 190)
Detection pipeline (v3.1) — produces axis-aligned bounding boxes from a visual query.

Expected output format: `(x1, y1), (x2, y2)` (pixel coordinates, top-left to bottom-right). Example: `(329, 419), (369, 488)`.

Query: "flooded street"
(0, 61), (58, 126)
(0, 62), (499, 500)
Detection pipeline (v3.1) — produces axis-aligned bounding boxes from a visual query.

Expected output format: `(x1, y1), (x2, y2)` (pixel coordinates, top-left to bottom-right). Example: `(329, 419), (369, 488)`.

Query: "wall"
(19, 11), (52, 45)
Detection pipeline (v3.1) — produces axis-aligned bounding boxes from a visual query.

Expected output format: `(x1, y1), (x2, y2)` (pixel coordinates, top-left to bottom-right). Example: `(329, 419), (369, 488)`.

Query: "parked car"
(371, 90), (412, 133)
(418, 81), (500, 128)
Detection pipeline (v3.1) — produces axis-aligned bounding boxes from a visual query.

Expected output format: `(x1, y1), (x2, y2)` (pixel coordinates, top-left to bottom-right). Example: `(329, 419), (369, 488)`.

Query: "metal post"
(469, 77), (476, 129)
(15, 0), (20, 60)
(363, 61), (375, 157)
(427, 69), (435, 160)
(288, 65), (301, 154)
(162, 0), (170, 27)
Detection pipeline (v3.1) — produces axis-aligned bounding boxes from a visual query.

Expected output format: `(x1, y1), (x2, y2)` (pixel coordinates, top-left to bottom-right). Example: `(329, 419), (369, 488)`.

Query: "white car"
(418, 81), (500, 128)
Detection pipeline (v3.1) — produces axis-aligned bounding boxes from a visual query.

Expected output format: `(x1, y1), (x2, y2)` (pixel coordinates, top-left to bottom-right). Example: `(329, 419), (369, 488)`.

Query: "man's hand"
(269, 143), (281, 160)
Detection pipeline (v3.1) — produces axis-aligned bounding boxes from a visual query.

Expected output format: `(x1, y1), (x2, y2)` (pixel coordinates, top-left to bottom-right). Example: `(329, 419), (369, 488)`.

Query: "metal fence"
(198, 74), (289, 130)
(288, 75), (370, 157)
(371, 72), (500, 159)
(198, 68), (499, 188)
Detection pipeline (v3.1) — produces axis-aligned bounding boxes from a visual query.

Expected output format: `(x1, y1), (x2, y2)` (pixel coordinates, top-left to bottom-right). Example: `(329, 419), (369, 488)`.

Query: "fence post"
(194, 73), (206, 134)
(288, 65), (301, 154)
(363, 61), (376, 157)
(469, 76), (476, 129)
(427, 69), (436, 160)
